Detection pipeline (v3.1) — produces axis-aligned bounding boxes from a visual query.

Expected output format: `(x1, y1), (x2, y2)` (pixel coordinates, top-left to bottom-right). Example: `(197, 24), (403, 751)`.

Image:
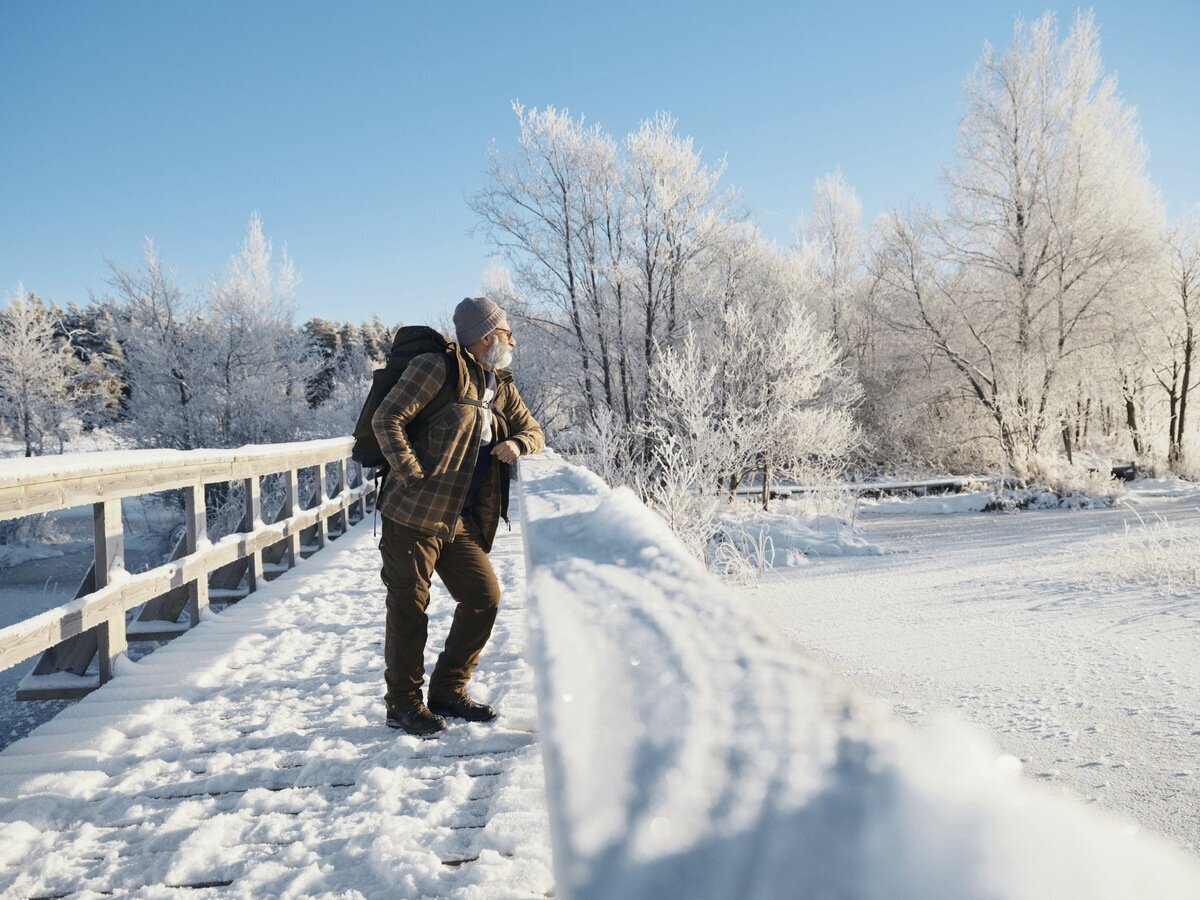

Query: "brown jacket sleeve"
(499, 379), (545, 456)
(371, 353), (447, 488)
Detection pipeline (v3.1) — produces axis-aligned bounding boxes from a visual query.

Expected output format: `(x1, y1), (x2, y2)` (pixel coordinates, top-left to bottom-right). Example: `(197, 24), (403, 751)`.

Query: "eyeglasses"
(493, 328), (514, 340)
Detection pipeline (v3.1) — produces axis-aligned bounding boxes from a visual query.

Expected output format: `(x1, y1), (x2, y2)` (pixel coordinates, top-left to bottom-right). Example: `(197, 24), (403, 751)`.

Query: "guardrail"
(0, 438), (375, 699)
(517, 454), (1200, 900)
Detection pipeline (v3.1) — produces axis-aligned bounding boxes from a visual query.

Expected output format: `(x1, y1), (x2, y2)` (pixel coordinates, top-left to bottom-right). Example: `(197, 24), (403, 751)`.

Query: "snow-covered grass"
(1086, 509), (1200, 595)
(746, 477), (1200, 858)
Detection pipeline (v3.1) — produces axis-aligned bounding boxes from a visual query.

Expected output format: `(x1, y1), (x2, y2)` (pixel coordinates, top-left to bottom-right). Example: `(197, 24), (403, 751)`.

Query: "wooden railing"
(0, 438), (376, 699)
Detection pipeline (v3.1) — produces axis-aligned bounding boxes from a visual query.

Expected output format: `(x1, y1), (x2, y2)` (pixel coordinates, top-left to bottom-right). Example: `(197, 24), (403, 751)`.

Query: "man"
(372, 296), (544, 736)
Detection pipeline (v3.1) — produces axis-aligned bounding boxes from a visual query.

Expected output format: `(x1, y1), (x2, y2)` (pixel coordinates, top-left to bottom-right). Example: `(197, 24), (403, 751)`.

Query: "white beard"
(485, 342), (513, 369)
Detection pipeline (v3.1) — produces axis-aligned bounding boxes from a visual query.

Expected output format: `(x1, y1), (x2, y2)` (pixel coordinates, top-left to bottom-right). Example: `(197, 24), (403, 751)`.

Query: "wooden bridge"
(1, 446), (1198, 899)
(0, 440), (550, 897)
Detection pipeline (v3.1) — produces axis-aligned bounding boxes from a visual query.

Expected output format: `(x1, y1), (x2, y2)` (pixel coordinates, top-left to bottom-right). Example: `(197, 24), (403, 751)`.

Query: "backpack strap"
(409, 345), (488, 427)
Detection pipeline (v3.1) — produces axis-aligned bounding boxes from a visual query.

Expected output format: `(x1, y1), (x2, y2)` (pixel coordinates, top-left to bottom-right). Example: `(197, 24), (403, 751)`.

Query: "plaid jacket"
(371, 346), (544, 543)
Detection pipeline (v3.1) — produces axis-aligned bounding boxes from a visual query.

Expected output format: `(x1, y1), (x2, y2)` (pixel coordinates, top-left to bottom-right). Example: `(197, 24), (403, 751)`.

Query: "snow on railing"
(0, 438), (375, 698)
(518, 453), (1200, 900)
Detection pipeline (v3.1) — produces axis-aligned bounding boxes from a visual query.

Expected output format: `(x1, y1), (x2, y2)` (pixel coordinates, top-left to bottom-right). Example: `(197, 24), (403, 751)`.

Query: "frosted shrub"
(985, 458), (1125, 511)
(1035, 459), (1126, 502)
(1090, 511), (1200, 595)
(789, 471), (860, 526)
(0, 513), (62, 547)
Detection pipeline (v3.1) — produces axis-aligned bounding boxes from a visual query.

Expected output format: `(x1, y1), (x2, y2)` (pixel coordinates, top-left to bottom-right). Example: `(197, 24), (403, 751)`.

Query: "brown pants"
(379, 515), (501, 710)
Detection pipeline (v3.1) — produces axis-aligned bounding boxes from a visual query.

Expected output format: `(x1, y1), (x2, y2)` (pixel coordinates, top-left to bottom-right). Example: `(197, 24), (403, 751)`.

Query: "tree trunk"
(1126, 395), (1145, 459)
(1177, 320), (1194, 466)
(761, 462), (771, 512)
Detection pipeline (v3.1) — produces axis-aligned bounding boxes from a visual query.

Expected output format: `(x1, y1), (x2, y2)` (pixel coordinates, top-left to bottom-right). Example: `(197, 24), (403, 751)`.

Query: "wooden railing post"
(350, 461), (366, 522)
(185, 483), (209, 628)
(94, 499), (127, 684)
(314, 465), (329, 550)
(245, 475), (263, 592)
(284, 469), (302, 569)
(335, 459), (350, 535)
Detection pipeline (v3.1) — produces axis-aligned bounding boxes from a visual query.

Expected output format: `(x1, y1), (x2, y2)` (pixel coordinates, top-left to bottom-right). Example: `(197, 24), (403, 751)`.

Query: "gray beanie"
(453, 296), (509, 346)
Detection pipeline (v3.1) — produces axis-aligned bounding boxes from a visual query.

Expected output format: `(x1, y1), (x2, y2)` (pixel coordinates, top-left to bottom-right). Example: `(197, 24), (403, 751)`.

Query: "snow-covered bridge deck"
(0, 514), (552, 898)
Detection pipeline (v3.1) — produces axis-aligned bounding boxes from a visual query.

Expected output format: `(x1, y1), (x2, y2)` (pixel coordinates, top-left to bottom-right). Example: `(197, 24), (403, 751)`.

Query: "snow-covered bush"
(0, 513), (62, 548)
(984, 461), (1124, 511)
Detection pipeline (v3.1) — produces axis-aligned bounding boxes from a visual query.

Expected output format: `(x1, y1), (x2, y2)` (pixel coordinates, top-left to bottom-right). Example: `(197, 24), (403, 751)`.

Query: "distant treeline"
(0, 216), (396, 457)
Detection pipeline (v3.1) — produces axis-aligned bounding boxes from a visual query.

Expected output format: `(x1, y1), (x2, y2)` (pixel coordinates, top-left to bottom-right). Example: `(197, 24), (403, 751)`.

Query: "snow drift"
(518, 453), (1200, 900)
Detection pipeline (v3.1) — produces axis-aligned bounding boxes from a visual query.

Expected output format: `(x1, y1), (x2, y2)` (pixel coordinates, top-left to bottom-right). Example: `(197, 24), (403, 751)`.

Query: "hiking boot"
(428, 693), (498, 722)
(386, 702), (447, 737)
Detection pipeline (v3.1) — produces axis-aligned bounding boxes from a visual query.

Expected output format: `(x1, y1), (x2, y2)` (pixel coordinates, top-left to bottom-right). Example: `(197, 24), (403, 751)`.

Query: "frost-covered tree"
(642, 291), (855, 557)
(0, 285), (81, 456)
(207, 213), (314, 446)
(623, 112), (735, 382)
(303, 316), (344, 407)
(1146, 215), (1200, 467)
(472, 105), (736, 435)
(108, 242), (218, 450)
(882, 12), (1161, 475)
(798, 170), (871, 366)
(472, 104), (616, 421)
(109, 217), (316, 450)
(60, 300), (126, 430)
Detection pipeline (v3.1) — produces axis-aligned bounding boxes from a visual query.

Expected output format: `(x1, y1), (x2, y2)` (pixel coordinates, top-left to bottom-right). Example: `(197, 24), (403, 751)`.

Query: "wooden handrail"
(0, 438), (377, 696)
(0, 437), (356, 519)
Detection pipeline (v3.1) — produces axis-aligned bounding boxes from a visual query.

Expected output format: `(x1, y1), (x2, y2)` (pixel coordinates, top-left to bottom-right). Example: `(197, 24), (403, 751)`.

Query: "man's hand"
(491, 440), (521, 464)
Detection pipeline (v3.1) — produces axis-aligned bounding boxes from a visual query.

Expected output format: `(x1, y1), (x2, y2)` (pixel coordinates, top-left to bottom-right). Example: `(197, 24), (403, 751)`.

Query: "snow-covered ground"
(745, 477), (1200, 856)
(520, 456), (1200, 898)
(0, 511), (553, 898)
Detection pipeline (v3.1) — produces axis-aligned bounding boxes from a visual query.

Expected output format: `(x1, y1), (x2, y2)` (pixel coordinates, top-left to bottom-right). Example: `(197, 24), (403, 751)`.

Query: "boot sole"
(428, 704), (497, 723)
(386, 718), (447, 737)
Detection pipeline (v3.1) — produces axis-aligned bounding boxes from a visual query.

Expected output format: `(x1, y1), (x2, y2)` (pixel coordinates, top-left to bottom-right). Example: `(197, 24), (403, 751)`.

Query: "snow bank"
(518, 453), (1200, 900)
(0, 544), (66, 567)
(859, 490), (992, 516)
(715, 509), (883, 568)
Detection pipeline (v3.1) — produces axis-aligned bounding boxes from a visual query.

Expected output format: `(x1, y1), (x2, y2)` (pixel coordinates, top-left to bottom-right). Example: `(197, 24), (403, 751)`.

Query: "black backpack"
(351, 325), (460, 471)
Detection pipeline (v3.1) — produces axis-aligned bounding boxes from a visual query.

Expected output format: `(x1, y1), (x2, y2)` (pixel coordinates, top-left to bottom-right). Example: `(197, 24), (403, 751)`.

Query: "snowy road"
(0, 514), (553, 898)
(745, 482), (1200, 855)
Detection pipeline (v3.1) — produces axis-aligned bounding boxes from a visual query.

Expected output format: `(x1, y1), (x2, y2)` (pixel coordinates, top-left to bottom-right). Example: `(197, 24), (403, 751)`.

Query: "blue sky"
(2, 1), (1197, 327)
